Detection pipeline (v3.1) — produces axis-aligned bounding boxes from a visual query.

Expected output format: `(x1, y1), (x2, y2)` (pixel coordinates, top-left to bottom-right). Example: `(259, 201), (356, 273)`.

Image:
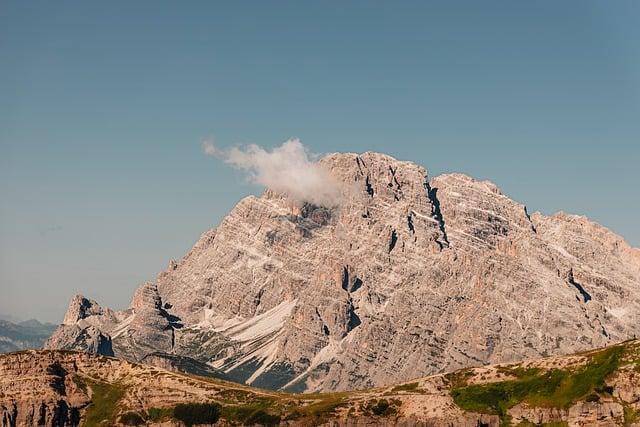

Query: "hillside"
(45, 151), (640, 392)
(3, 340), (640, 426)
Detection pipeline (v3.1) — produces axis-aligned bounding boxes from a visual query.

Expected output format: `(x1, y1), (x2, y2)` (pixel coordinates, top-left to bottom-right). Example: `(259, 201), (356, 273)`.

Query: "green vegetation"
(119, 411), (145, 426)
(451, 345), (624, 423)
(71, 375), (88, 394)
(445, 368), (475, 388)
(139, 395), (347, 426)
(146, 407), (174, 422)
(283, 393), (349, 421)
(496, 366), (542, 379)
(595, 384), (614, 395)
(301, 394), (348, 418)
(243, 410), (281, 425)
(585, 393), (600, 402)
(391, 381), (420, 392)
(173, 402), (222, 426)
(624, 404), (638, 426)
(83, 381), (126, 427)
(361, 398), (399, 417)
(221, 400), (281, 425)
(515, 421), (568, 427)
(216, 387), (253, 402)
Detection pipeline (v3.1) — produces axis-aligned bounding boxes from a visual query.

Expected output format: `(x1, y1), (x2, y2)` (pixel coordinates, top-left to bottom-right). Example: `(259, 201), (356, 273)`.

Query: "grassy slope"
(450, 343), (628, 424)
(82, 380), (127, 427)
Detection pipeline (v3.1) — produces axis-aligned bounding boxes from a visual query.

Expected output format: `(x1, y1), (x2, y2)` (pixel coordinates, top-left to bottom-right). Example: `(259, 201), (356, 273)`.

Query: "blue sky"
(1, 1), (639, 322)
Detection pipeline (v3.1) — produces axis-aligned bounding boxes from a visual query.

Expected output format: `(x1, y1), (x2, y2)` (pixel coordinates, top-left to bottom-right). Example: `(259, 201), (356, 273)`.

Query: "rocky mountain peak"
(62, 295), (104, 325)
(130, 282), (163, 312)
(46, 151), (640, 392)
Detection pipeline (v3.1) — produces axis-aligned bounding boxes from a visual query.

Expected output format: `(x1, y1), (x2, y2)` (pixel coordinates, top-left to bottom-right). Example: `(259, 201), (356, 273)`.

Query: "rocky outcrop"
(61, 295), (105, 325)
(3, 343), (640, 426)
(45, 151), (640, 392)
(44, 325), (114, 357)
(0, 351), (90, 426)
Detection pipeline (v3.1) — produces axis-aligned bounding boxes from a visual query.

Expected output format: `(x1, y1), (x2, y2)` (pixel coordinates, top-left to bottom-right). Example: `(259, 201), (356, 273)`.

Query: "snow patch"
(216, 299), (297, 342)
(108, 313), (135, 339)
(207, 300), (297, 385)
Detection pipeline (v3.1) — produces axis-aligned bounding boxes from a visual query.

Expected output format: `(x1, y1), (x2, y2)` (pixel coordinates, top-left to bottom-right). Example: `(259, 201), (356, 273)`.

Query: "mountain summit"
(45, 152), (640, 392)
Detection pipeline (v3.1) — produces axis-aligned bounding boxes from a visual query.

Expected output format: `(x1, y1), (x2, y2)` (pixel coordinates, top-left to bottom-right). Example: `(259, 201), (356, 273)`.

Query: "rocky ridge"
(45, 151), (640, 392)
(4, 341), (640, 426)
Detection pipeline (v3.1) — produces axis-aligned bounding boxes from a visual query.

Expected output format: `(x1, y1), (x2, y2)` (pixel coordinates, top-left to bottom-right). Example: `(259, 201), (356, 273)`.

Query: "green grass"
(391, 381), (420, 392)
(515, 421), (568, 427)
(283, 394), (349, 421)
(445, 368), (475, 388)
(71, 375), (88, 394)
(146, 406), (174, 422)
(216, 387), (253, 402)
(220, 399), (280, 424)
(451, 345), (624, 423)
(624, 404), (638, 426)
(83, 380), (127, 427)
(142, 394), (346, 426)
(496, 366), (542, 379)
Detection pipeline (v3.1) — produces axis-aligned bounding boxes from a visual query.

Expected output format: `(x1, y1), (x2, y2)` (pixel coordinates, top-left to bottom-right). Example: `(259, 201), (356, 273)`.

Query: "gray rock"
(45, 324), (113, 357)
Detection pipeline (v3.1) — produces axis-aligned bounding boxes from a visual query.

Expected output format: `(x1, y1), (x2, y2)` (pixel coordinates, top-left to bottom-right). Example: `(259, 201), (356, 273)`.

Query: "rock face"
(45, 152), (640, 392)
(0, 351), (89, 427)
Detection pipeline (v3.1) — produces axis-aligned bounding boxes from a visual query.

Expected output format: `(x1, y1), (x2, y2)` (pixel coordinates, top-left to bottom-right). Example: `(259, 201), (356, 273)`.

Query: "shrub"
(173, 402), (221, 426)
(244, 409), (281, 426)
(367, 399), (397, 416)
(119, 412), (145, 426)
(585, 393), (600, 402)
(595, 385), (614, 395)
(147, 407), (173, 422)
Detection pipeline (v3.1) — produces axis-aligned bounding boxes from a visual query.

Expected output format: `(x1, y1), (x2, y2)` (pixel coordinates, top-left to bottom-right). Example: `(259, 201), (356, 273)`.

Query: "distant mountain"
(2, 340), (639, 425)
(46, 151), (640, 392)
(0, 318), (57, 353)
(0, 313), (23, 323)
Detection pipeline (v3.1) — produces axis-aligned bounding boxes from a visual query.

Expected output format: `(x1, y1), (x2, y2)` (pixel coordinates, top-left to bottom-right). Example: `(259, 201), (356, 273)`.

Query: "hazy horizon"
(2, 0), (639, 323)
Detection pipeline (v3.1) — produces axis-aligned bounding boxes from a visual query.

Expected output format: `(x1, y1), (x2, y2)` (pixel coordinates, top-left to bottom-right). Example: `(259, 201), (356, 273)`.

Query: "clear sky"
(1, 1), (639, 322)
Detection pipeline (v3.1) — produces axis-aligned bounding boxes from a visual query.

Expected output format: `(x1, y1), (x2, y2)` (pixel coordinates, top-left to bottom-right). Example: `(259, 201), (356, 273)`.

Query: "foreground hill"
(45, 152), (640, 392)
(3, 340), (640, 426)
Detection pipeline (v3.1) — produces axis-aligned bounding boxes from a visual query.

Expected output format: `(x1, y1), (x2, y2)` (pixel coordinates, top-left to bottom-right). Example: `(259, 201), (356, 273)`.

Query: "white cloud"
(203, 138), (343, 207)
(202, 139), (218, 156)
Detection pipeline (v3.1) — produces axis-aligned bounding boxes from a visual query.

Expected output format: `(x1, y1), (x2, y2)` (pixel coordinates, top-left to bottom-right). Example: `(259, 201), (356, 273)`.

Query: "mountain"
(3, 340), (640, 426)
(45, 152), (640, 392)
(0, 318), (56, 353)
